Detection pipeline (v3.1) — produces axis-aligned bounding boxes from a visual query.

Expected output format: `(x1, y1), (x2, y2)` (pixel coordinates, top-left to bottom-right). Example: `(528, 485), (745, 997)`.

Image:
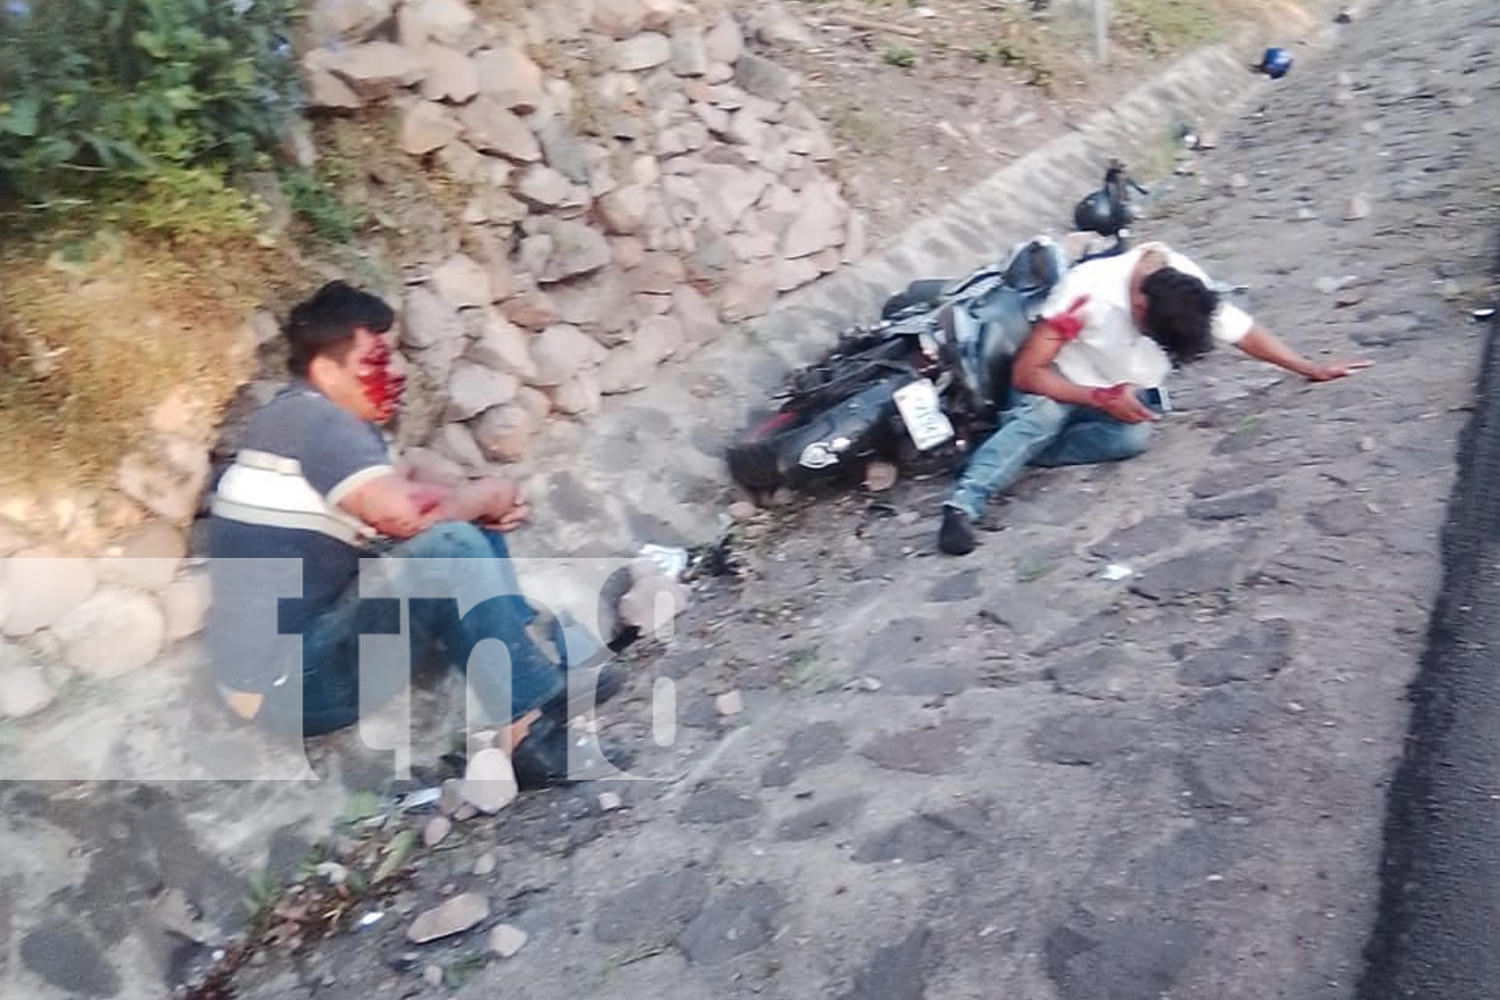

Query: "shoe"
(938, 505), (977, 556)
(509, 715), (633, 791)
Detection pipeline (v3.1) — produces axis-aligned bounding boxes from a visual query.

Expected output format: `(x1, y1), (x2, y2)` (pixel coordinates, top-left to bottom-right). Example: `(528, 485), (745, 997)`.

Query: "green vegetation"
(1112, 0), (1224, 55)
(0, 0), (302, 239)
(883, 46), (917, 68)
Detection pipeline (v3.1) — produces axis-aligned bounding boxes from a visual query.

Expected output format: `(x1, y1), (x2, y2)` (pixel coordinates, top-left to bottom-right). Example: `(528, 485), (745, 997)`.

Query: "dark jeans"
(258, 522), (567, 738)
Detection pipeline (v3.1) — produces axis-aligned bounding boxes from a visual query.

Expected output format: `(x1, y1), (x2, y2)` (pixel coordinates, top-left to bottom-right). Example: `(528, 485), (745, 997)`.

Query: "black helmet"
(1072, 160), (1143, 236)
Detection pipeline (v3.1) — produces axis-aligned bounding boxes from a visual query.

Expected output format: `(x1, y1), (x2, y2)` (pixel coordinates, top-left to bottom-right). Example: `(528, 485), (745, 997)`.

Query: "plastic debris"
(1101, 563), (1134, 582)
(396, 786), (443, 811)
(639, 543), (689, 580)
(356, 911), (385, 930)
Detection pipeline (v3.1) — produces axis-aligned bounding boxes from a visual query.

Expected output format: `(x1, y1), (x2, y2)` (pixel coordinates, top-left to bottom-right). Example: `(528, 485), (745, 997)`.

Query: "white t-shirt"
(1040, 242), (1254, 389)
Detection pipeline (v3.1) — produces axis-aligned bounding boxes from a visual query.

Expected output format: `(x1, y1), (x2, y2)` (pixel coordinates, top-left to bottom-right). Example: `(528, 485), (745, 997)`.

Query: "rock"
(592, 0), (648, 38)
(305, 67), (365, 109)
(704, 15), (743, 63)
(316, 42), (428, 100)
(420, 44), (480, 102)
(672, 285), (726, 348)
(680, 785), (759, 824)
(1344, 193), (1371, 220)
(399, 101), (461, 156)
(469, 312), (539, 381)
(627, 254), (686, 295)
(3, 547), (97, 637)
(431, 253), (493, 308)
(863, 461), (898, 492)
(782, 182), (846, 258)
(400, 0), (475, 46)
(860, 720), (982, 775)
(423, 815), (452, 848)
(747, 2), (815, 48)
(472, 405), (538, 463)
(533, 221), (612, 283)
(488, 924), (529, 958)
(594, 870), (710, 944)
(550, 370), (602, 416)
(598, 185), (652, 234)
(462, 748), (519, 813)
(675, 883), (782, 965)
(307, 0), (396, 45)
(1044, 913), (1205, 1000)
(515, 164), (581, 210)
(714, 690), (743, 715)
(1185, 488), (1279, 521)
(670, 26), (709, 76)
(403, 286), (466, 351)
(696, 164), (771, 232)
(927, 569), (981, 603)
(19, 919), (121, 997)
(1177, 621), (1293, 687)
(533, 115), (593, 184)
(407, 893), (490, 943)
(463, 188), (527, 225)
(0, 648), (55, 719)
(446, 362), (520, 421)
(614, 33), (672, 72)
(473, 850), (498, 875)
(531, 325), (606, 386)
(1128, 545), (1243, 601)
(734, 52), (795, 103)
(458, 97), (542, 162)
(719, 266), (778, 322)
(432, 422), (489, 468)
(503, 290), (562, 330)
(773, 254), (820, 292)
(160, 572), (211, 641)
(598, 791), (624, 811)
(95, 520), (185, 591)
(50, 588), (166, 677)
(118, 436), (211, 524)
(473, 45), (545, 113)
(597, 342), (658, 395)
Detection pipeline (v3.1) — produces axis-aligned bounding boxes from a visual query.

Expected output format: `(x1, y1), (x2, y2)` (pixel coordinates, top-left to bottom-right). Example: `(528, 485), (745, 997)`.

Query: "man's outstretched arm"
(1234, 324), (1371, 381)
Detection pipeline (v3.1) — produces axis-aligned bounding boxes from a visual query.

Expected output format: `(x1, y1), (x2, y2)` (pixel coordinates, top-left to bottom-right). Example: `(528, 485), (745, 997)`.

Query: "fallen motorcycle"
(725, 161), (1146, 496)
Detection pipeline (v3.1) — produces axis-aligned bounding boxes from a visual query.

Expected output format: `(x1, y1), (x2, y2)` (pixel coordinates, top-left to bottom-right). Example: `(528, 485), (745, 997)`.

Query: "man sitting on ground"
(206, 280), (624, 788)
(938, 241), (1370, 555)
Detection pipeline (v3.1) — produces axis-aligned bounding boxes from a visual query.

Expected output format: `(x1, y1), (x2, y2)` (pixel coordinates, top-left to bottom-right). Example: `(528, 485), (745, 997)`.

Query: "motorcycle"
(725, 161), (1147, 497)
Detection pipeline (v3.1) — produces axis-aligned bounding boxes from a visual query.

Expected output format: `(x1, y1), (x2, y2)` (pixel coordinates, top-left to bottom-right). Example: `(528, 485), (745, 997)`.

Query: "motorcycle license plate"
(894, 379), (954, 451)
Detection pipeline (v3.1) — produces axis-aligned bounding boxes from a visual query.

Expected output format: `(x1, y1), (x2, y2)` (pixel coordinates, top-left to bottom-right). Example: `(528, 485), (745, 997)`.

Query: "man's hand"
(1304, 359), (1373, 382)
(468, 477), (530, 532)
(1089, 383), (1157, 424)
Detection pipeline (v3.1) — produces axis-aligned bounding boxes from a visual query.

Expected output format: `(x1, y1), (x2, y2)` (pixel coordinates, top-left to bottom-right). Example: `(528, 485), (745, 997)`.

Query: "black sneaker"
(509, 715), (633, 790)
(938, 505), (977, 555)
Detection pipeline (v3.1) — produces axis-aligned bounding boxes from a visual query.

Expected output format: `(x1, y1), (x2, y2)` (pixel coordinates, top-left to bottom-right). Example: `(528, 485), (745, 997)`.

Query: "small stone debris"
(599, 791), (624, 811)
(466, 729), (498, 757)
(438, 778), (465, 817)
(461, 749), (518, 814)
(863, 461), (898, 492)
(473, 851), (498, 876)
(423, 816), (452, 848)
(406, 893), (490, 944)
(728, 501), (758, 522)
(1344, 194), (1371, 221)
(423, 964), (444, 987)
(714, 689), (744, 716)
(489, 923), (529, 958)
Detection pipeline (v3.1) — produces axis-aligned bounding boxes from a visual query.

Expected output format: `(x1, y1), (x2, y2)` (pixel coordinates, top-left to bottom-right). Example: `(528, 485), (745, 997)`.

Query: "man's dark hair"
(284, 280), (395, 377)
(1141, 267), (1219, 366)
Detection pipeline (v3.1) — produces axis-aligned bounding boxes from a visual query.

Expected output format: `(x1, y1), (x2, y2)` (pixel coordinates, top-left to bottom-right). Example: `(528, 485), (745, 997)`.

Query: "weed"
(1112, 0), (1223, 55)
(884, 47), (916, 68)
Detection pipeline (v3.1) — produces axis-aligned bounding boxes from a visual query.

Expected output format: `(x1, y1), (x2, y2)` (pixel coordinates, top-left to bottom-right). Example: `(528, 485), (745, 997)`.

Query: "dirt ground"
(751, 0), (1333, 248)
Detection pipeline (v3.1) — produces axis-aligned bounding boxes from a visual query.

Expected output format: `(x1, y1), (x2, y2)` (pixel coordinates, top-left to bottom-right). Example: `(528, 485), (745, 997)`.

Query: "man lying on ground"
(938, 241), (1370, 555)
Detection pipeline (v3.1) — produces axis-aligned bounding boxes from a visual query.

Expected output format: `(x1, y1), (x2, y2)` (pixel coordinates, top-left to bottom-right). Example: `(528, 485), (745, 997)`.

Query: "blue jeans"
(947, 390), (1153, 518)
(259, 522), (567, 738)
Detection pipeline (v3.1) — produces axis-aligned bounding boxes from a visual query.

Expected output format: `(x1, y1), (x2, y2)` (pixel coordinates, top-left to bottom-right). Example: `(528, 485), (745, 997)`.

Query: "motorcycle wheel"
(880, 279), (949, 320)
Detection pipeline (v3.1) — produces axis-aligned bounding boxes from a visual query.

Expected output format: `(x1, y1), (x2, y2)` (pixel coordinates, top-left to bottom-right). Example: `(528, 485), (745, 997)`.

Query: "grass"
(0, 228), (275, 497)
(1112, 0), (1225, 55)
(884, 47), (916, 68)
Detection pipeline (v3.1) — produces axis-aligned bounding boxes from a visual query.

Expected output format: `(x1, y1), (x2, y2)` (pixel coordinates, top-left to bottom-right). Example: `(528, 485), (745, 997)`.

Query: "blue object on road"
(1260, 46), (1293, 78)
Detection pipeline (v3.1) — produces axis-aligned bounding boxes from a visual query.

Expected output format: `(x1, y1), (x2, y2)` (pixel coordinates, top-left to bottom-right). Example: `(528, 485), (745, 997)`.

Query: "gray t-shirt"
(205, 382), (394, 691)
